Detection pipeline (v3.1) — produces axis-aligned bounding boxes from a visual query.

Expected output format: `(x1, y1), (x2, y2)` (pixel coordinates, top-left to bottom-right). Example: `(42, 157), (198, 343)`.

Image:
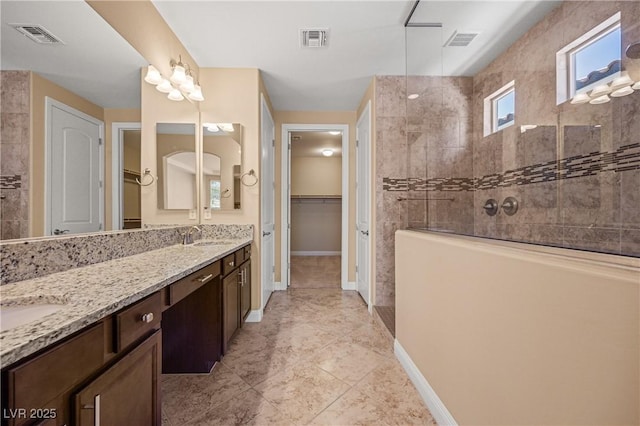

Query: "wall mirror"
(156, 123), (197, 210)
(202, 123), (243, 211)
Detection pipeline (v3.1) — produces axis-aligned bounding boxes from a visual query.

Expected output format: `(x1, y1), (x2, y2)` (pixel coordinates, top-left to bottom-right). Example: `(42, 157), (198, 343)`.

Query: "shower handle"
(482, 199), (498, 216)
(501, 197), (519, 216)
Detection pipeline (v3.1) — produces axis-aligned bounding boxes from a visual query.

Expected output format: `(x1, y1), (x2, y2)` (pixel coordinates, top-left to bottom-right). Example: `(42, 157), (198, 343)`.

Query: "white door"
(47, 99), (103, 236)
(260, 95), (276, 309)
(356, 102), (371, 306)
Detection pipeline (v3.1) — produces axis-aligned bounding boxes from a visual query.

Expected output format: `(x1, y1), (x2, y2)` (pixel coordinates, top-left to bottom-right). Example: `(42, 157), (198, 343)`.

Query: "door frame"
(44, 97), (104, 235)
(356, 101), (372, 310)
(280, 123), (350, 289)
(259, 94), (276, 316)
(111, 122), (141, 230)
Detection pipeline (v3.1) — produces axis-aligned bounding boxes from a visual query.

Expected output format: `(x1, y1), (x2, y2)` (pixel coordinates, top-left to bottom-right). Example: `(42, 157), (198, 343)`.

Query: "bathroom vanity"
(0, 236), (252, 426)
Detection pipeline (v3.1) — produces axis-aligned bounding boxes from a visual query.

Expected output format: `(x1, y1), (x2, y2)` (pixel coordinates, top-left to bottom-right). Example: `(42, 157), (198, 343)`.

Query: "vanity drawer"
(5, 322), (105, 425)
(244, 245), (251, 260)
(235, 245), (251, 265)
(222, 253), (237, 276)
(115, 292), (161, 352)
(170, 260), (220, 305)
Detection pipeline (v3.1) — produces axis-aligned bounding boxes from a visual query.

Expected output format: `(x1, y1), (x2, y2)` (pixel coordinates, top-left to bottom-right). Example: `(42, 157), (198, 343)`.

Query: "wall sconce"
(570, 71), (636, 105)
(144, 56), (204, 102)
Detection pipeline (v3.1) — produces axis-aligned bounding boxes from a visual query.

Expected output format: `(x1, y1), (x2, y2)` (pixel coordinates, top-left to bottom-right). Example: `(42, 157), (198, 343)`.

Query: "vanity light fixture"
(143, 56), (204, 102)
(570, 71), (636, 104)
(322, 149), (334, 157)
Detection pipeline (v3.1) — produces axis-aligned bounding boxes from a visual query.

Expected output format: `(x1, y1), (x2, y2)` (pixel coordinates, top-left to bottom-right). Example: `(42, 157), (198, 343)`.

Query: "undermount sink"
(0, 296), (67, 332)
(191, 240), (234, 247)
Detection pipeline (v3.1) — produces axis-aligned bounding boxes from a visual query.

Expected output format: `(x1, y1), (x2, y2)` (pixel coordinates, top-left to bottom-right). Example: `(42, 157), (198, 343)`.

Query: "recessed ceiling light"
(408, 93), (419, 100)
(329, 131), (341, 135)
(322, 149), (334, 157)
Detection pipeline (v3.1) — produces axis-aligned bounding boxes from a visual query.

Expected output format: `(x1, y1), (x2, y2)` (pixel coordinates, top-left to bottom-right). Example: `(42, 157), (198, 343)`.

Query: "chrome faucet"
(181, 225), (202, 245)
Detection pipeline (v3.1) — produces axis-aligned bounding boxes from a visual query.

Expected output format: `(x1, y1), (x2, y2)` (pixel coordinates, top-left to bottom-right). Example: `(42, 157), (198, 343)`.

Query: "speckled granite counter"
(0, 237), (252, 367)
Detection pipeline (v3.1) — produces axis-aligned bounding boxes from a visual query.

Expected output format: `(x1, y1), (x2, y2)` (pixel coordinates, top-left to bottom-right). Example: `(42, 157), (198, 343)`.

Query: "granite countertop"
(0, 237), (252, 367)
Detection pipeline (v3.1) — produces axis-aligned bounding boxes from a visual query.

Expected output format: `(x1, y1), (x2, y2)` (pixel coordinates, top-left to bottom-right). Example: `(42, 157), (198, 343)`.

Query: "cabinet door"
(222, 273), (239, 353)
(74, 330), (161, 426)
(240, 260), (251, 323)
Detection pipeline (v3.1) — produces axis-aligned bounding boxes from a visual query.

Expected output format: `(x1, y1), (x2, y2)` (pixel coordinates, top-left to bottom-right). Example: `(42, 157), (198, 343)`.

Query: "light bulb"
(633, 81), (640, 90)
(144, 65), (162, 85)
(188, 85), (204, 102)
(322, 149), (334, 157)
(170, 64), (186, 84)
(329, 131), (341, 135)
(180, 75), (195, 93)
(589, 94), (610, 104)
(167, 88), (184, 101)
(155, 79), (172, 93)
(570, 92), (590, 104)
(590, 84), (611, 98)
(610, 72), (634, 91)
(610, 86), (634, 97)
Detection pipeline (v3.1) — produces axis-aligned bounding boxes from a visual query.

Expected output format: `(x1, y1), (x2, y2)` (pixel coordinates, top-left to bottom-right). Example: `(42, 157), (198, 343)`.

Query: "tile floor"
(290, 256), (341, 289)
(162, 288), (435, 425)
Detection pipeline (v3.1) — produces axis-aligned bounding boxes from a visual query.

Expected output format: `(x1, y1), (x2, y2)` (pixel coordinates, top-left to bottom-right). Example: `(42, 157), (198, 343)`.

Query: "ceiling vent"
(444, 31), (478, 47)
(300, 29), (328, 48)
(10, 24), (63, 44)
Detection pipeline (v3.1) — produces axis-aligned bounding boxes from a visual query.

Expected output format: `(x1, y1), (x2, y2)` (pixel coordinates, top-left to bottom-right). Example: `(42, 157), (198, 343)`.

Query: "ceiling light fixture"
(322, 149), (334, 157)
(143, 55), (204, 102)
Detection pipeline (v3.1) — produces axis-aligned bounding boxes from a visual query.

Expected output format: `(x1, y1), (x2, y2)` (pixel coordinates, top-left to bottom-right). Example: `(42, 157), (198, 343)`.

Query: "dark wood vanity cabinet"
(1, 293), (162, 426)
(74, 330), (161, 426)
(222, 244), (251, 353)
(162, 260), (223, 374)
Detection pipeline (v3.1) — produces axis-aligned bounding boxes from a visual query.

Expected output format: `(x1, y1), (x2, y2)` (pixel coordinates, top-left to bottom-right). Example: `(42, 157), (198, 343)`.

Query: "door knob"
(53, 229), (70, 235)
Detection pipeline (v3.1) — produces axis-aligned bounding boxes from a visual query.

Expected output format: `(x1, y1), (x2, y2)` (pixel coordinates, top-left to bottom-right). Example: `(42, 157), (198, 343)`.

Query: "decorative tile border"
(0, 175), (21, 189)
(383, 143), (640, 192)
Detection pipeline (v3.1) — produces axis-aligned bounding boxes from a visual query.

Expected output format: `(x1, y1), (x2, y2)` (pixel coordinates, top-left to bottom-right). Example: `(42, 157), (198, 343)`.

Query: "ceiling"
(1, 0), (561, 112)
(291, 131), (343, 157)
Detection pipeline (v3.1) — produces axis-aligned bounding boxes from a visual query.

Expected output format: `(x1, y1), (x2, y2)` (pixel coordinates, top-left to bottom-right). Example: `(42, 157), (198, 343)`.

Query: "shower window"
(209, 179), (221, 209)
(483, 80), (515, 136)
(556, 12), (621, 103)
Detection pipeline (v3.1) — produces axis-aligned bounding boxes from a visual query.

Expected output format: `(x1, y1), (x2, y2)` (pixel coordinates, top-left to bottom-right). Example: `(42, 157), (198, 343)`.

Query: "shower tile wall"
(0, 71), (30, 240)
(471, 0), (640, 256)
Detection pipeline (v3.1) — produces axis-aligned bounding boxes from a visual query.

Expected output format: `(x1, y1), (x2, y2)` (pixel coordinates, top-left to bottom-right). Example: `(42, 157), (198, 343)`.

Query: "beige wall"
(396, 230), (639, 425)
(273, 110), (357, 283)
(30, 72), (104, 237)
(291, 157), (342, 196)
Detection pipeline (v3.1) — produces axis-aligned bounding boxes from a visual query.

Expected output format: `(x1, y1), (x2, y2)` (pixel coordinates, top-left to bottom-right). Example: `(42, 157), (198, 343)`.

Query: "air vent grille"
(300, 29), (328, 48)
(11, 24), (63, 44)
(444, 31), (478, 47)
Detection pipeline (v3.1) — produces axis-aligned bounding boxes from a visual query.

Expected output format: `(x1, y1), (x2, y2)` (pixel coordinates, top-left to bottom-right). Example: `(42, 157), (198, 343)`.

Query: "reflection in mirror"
(202, 123), (242, 210)
(156, 123), (197, 210)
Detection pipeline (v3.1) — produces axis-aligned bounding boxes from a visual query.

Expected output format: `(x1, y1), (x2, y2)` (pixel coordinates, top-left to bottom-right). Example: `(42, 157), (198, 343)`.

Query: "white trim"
(394, 340), (458, 426)
(111, 122), (141, 230)
(45, 97), (104, 235)
(274, 281), (287, 291)
(355, 100), (372, 307)
(281, 123), (349, 289)
(343, 281), (356, 291)
(260, 94), (276, 312)
(245, 309), (263, 322)
(291, 250), (341, 256)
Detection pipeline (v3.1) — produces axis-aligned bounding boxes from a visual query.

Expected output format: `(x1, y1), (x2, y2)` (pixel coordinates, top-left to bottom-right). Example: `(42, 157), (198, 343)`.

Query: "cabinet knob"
(141, 312), (154, 323)
(229, 260), (235, 267)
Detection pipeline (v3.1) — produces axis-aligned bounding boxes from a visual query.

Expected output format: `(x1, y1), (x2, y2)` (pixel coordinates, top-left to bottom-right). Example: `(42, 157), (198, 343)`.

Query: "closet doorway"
(281, 124), (349, 289)
(111, 122), (142, 230)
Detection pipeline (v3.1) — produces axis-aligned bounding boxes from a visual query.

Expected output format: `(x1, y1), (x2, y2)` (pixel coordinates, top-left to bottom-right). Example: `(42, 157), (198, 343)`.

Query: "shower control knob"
(482, 199), (498, 216)
(501, 197), (519, 216)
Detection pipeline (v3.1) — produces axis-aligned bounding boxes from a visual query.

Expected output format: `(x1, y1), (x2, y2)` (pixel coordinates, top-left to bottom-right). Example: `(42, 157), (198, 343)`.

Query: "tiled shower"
(374, 1), (640, 323)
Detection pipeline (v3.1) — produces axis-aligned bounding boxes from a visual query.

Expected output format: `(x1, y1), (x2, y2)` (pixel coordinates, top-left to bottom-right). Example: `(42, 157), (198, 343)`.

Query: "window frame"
(483, 80), (515, 136)
(556, 12), (621, 104)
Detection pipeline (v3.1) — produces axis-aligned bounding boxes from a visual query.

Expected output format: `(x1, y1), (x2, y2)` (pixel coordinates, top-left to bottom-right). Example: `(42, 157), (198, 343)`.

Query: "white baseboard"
(342, 281), (356, 290)
(394, 340), (457, 426)
(245, 309), (263, 322)
(291, 251), (341, 256)
(274, 281), (287, 291)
